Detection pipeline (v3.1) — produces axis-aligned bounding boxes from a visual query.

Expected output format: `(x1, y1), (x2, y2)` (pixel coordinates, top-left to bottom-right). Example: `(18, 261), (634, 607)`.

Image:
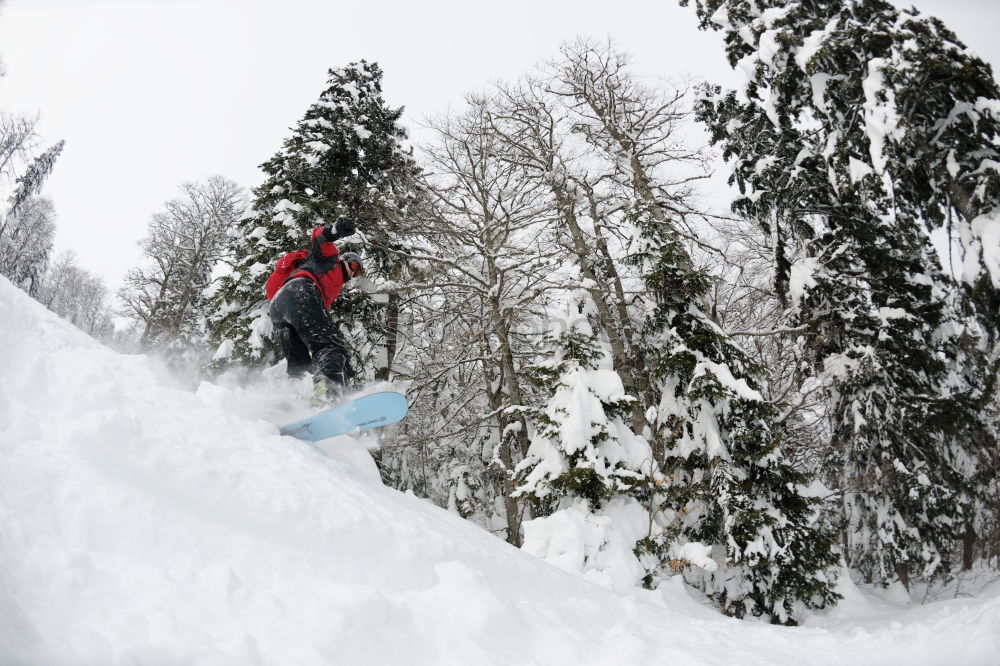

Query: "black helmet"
(341, 251), (364, 278)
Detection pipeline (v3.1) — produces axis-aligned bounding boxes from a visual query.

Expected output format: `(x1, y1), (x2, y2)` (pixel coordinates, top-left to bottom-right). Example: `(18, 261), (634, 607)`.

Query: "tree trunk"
(376, 291), (401, 382)
(553, 186), (647, 434)
(894, 562), (911, 590)
(963, 521), (977, 571)
(141, 263), (175, 347)
(585, 188), (656, 426)
(482, 346), (523, 547)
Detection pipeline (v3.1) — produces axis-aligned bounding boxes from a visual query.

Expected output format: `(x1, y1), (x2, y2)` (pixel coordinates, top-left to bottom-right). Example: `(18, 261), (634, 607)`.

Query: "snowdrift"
(1, 275), (998, 666)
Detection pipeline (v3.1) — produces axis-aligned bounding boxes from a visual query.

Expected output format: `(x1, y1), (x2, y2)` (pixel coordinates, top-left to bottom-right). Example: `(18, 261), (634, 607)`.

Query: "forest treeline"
(3, 0), (997, 625)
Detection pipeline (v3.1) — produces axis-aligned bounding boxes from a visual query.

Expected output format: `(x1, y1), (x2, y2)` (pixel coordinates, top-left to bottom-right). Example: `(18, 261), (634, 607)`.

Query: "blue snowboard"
(279, 391), (408, 441)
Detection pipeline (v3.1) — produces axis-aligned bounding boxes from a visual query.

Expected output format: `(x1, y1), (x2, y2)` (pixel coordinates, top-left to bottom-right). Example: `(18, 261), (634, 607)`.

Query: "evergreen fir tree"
(514, 293), (658, 590)
(630, 201), (840, 624)
(4, 140), (64, 220)
(207, 61), (421, 377)
(683, 0), (999, 585)
(544, 40), (838, 620)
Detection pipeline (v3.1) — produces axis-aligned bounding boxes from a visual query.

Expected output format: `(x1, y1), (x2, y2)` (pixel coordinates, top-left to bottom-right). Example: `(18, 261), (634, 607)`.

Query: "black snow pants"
(269, 277), (349, 389)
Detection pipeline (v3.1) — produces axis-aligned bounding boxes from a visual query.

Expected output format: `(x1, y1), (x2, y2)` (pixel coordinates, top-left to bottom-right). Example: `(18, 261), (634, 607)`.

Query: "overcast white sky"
(1, 0), (998, 290)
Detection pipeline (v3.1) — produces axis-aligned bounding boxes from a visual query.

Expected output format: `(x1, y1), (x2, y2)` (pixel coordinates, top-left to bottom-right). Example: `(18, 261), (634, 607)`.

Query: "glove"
(334, 216), (356, 238)
(321, 217), (357, 242)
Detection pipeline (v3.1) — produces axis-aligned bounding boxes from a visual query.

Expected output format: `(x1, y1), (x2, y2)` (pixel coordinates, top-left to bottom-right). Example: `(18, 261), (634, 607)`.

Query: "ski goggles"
(346, 259), (364, 277)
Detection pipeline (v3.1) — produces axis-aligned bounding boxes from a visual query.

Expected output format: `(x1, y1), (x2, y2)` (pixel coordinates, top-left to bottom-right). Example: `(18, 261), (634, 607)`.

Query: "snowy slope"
(1, 275), (998, 666)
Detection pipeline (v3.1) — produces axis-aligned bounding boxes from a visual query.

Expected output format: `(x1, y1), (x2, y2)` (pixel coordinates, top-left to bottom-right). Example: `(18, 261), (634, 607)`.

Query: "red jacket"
(288, 226), (346, 310)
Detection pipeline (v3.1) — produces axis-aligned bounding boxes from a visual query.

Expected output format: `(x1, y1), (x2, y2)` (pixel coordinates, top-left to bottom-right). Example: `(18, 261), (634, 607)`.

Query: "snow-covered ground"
(1, 275), (998, 666)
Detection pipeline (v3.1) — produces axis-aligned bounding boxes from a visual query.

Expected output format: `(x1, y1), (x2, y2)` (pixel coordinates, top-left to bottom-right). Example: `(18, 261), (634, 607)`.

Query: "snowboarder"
(265, 216), (364, 403)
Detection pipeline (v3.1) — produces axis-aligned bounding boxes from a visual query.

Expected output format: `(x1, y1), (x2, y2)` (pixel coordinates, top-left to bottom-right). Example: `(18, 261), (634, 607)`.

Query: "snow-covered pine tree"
(0, 196), (54, 296)
(545, 40), (838, 622)
(629, 199), (840, 624)
(207, 61), (421, 377)
(0, 135), (63, 292)
(514, 293), (659, 590)
(4, 139), (64, 221)
(684, 0), (999, 586)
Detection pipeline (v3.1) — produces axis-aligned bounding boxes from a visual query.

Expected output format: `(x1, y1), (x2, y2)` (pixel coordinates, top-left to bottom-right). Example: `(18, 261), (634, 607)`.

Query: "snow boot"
(311, 372), (348, 407)
(310, 377), (328, 407)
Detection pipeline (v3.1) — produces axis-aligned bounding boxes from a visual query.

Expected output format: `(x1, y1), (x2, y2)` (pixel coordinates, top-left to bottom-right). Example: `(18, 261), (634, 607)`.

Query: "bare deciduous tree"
(118, 176), (246, 365)
(384, 99), (564, 545)
(36, 251), (115, 342)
